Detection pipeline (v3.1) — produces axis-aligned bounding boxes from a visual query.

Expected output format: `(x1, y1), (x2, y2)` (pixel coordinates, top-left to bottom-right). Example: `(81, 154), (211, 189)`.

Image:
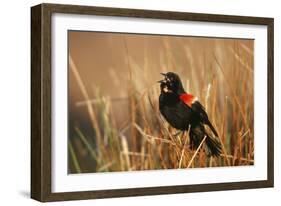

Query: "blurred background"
(68, 31), (254, 173)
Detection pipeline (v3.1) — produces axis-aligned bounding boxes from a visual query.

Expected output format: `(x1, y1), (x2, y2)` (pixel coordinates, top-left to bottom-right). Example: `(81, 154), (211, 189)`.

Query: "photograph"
(67, 31), (254, 174)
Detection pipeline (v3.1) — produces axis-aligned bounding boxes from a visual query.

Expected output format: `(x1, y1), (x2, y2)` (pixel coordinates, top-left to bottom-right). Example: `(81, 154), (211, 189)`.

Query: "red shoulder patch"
(179, 93), (196, 107)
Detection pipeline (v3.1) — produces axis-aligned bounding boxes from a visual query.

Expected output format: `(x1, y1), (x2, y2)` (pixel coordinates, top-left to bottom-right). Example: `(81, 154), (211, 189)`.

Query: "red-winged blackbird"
(158, 72), (222, 156)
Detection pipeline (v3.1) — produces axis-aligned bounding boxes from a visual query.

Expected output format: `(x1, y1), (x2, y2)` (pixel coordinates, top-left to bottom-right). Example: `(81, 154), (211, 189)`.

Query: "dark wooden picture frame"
(31, 3), (274, 202)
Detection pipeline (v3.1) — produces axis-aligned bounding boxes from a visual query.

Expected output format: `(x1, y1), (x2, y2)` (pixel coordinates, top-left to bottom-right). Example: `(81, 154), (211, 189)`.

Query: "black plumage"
(159, 72), (222, 156)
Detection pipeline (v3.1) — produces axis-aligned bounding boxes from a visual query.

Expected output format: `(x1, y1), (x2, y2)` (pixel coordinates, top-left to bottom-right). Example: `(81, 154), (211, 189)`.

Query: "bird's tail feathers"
(190, 124), (222, 157)
(205, 135), (222, 157)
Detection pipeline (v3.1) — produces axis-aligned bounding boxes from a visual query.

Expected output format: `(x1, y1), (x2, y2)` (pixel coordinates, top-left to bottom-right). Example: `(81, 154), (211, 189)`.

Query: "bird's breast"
(159, 93), (193, 130)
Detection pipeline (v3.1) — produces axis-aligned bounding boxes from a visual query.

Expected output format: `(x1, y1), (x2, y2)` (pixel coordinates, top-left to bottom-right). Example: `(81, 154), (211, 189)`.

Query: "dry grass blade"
(97, 161), (115, 172)
(134, 123), (175, 145)
(121, 151), (150, 157)
(121, 135), (131, 171)
(220, 154), (254, 163)
(187, 135), (207, 168)
(240, 129), (250, 140)
(76, 97), (127, 107)
(69, 55), (102, 148)
(75, 127), (97, 160)
(68, 141), (81, 173)
(178, 132), (189, 168)
(219, 138), (231, 166)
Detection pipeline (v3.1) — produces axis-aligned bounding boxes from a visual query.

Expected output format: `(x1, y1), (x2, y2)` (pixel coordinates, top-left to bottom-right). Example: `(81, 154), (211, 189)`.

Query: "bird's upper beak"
(158, 73), (167, 83)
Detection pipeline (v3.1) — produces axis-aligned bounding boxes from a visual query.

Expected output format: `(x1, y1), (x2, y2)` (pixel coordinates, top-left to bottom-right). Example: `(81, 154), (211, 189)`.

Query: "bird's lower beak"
(160, 72), (166, 76)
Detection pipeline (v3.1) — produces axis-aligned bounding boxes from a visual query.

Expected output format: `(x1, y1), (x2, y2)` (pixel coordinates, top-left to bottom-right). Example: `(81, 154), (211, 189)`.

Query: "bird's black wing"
(191, 101), (218, 137)
(191, 101), (208, 121)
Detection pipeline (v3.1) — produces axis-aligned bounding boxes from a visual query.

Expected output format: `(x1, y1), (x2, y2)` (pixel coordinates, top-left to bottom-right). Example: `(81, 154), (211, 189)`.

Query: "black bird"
(158, 72), (222, 156)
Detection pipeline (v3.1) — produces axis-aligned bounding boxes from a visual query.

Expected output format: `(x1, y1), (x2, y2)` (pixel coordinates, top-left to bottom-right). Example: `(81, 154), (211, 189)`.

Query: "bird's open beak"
(158, 73), (167, 83)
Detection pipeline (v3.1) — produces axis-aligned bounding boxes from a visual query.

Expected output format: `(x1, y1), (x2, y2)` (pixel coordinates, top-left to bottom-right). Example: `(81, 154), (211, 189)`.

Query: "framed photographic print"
(31, 3), (274, 202)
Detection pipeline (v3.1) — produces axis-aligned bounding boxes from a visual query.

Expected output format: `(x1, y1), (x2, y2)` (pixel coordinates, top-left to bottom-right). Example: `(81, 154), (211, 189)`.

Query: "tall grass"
(68, 35), (254, 173)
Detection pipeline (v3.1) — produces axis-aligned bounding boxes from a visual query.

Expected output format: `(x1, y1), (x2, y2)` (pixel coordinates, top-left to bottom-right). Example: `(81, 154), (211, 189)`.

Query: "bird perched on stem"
(158, 72), (222, 156)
